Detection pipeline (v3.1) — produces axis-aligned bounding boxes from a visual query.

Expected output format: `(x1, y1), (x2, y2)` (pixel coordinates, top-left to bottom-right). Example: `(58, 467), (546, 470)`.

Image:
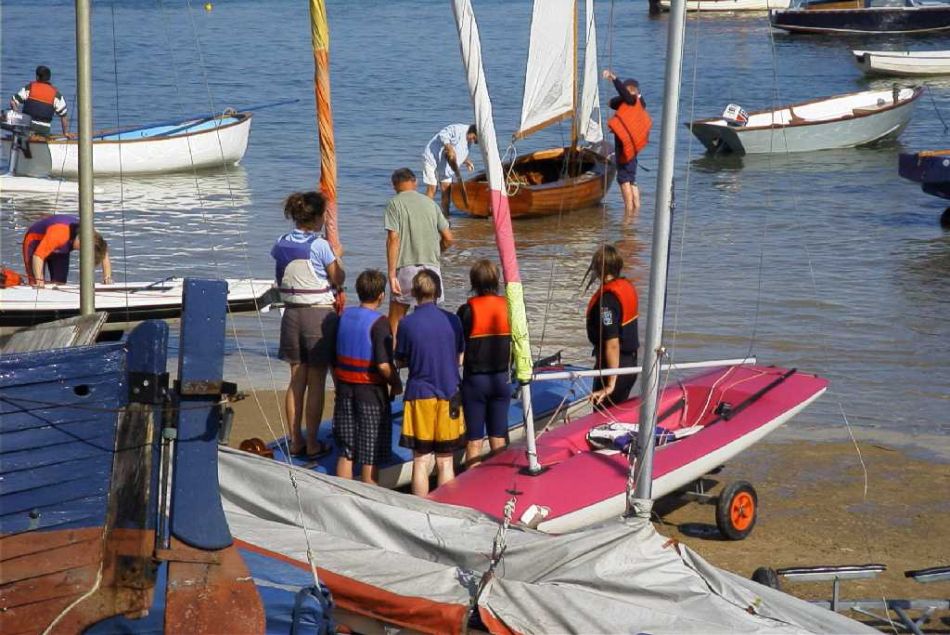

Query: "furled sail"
(514, 0), (576, 140)
(309, 0), (342, 255)
(578, 0), (603, 145)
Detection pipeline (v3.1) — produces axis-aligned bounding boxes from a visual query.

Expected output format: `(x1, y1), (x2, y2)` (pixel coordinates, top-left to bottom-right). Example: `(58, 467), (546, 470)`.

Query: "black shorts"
(332, 382), (392, 466)
(616, 158), (638, 185)
(278, 305), (336, 365)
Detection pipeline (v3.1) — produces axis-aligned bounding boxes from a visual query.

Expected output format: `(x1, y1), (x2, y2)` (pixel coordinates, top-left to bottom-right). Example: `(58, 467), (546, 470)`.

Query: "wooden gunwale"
(689, 86), (923, 132)
(35, 112), (251, 147)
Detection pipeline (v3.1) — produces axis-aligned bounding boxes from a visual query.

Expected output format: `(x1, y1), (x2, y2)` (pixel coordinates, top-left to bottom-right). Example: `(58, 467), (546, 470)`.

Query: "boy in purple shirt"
(395, 270), (465, 496)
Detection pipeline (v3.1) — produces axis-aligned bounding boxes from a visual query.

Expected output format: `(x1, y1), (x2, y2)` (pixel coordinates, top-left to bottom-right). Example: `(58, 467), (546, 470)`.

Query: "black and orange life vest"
(463, 294), (511, 375)
(586, 278), (640, 355)
(335, 306), (385, 385)
(22, 81), (58, 128)
(608, 99), (652, 165)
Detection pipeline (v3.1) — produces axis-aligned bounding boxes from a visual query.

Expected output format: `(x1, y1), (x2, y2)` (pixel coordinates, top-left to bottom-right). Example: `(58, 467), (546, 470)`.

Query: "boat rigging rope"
(926, 85), (949, 134)
(470, 495), (517, 619)
(110, 3), (132, 323)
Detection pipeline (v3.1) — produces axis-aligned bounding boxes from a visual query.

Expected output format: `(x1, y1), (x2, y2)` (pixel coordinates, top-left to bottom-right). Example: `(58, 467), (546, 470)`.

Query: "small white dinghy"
(0, 277), (277, 335)
(658, 0), (790, 11)
(688, 86), (922, 155)
(1, 112), (252, 177)
(853, 50), (950, 77)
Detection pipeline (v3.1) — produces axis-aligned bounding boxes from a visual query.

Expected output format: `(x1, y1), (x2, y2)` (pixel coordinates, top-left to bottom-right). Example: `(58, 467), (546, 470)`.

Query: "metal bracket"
(174, 379), (237, 397)
(129, 372), (169, 404)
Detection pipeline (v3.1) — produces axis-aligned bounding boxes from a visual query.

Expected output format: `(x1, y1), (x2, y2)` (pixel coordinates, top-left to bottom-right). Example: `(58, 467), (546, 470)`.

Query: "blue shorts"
(617, 157), (638, 185)
(461, 371), (510, 441)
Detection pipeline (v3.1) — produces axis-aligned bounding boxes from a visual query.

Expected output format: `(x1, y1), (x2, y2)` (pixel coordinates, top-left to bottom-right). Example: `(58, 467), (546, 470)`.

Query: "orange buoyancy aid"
(464, 294), (512, 375)
(23, 81), (58, 126)
(587, 278), (639, 326)
(608, 99), (652, 165)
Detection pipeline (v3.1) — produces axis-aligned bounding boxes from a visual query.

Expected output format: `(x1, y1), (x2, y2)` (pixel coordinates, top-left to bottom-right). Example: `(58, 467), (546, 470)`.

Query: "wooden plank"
(0, 344), (124, 386)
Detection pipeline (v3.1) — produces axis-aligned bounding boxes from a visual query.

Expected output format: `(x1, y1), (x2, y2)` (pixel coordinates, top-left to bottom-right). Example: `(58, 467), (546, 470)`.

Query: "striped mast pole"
(309, 0), (342, 255)
(452, 0), (542, 474)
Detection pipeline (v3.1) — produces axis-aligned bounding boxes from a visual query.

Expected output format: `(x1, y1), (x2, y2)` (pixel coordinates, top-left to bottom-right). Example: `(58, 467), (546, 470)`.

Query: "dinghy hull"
(770, 5), (950, 34)
(429, 365), (828, 534)
(660, 0), (790, 11)
(853, 49), (950, 77)
(689, 87), (921, 154)
(451, 146), (614, 218)
(899, 150), (950, 199)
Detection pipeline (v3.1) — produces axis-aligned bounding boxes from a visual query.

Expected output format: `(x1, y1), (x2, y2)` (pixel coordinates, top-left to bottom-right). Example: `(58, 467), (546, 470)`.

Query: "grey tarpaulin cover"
(220, 448), (870, 634)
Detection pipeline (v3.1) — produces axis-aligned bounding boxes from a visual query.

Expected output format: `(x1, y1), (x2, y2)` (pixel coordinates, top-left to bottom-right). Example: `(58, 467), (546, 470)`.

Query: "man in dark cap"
(10, 65), (70, 136)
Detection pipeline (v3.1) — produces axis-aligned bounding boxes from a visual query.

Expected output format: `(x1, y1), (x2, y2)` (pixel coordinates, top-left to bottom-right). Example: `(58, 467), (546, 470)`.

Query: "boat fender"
(722, 104), (748, 128)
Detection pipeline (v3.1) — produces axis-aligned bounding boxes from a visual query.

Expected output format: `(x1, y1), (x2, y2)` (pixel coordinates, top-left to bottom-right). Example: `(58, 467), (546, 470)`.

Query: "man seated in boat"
(421, 123), (478, 216)
(584, 244), (640, 408)
(22, 214), (112, 288)
(603, 70), (652, 217)
(9, 65), (70, 136)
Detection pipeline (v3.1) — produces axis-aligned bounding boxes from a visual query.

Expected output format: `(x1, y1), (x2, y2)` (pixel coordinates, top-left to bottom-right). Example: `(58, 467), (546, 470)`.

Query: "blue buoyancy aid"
(271, 232), (334, 306)
(335, 306), (384, 385)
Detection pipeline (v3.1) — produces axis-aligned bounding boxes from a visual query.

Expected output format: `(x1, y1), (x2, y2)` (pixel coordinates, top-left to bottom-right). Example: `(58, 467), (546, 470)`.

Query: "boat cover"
(220, 448), (870, 634)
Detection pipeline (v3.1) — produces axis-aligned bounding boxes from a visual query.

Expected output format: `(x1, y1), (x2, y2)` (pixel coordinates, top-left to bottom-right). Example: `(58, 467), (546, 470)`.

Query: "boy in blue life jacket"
(333, 269), (402, 485)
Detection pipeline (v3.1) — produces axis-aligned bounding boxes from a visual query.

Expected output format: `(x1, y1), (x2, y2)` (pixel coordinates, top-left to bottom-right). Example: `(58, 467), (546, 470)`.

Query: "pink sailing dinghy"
(430, 364), (827, 535)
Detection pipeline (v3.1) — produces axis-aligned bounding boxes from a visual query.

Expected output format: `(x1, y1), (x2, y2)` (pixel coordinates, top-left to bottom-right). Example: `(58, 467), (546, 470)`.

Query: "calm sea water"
(1, 0), (947, 446)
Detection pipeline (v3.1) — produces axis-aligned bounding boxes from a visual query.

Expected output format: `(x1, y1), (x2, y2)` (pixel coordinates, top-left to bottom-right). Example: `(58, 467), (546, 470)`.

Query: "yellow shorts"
(400, 397), (465, 454)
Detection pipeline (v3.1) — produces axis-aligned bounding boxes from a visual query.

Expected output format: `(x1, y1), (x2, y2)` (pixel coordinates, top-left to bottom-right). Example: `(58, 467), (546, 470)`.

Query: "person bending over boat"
(9, 65), (69, 136)
(333, 269), (402, 485)
(22, 214), (112, 287)
(395, 270), (465, 496)
(385, 168), (454, 336)
(271, 191), (344, 460)
(603, 70), (652, 217)
(422, 123), (478, 216)
(456, 260), (512, 466)
(584, 244), (640, 408)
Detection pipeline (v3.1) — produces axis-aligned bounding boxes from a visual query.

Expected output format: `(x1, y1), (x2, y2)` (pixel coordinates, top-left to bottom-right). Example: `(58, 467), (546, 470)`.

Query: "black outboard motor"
(1, 110), (35, 175)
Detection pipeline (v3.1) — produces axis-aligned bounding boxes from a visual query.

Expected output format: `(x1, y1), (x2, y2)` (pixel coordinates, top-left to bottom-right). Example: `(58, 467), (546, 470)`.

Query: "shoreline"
(227, 386), (950, 628)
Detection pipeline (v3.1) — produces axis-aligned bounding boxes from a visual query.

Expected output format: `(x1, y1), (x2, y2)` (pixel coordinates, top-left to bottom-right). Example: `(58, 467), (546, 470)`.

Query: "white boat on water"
(853, 49), (950, 76)
(659, 0), (790, 11)
(1, 111), (251, 177)
(0, 277), (277, 335)
(688, 86), (922, 154)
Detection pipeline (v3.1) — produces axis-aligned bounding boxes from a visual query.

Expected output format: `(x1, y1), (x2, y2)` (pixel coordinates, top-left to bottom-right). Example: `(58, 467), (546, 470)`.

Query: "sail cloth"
(309, 0), (341, 255)
(452, 0), (532, 383)
(514, 0), (575, 140)
(220, 448), (873, 635)
(578, 0), (604, 145)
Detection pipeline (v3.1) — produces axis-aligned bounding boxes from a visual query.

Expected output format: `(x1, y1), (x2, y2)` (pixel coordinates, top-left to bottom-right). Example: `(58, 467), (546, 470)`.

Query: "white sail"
(579, 0), (603, 145)
(515, 0), (575, 139)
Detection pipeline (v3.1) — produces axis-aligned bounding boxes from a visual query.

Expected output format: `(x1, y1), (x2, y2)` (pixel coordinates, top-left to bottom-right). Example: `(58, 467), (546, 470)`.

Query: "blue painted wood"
(170, 279), (233, 550)
(0, 343), (124, 387)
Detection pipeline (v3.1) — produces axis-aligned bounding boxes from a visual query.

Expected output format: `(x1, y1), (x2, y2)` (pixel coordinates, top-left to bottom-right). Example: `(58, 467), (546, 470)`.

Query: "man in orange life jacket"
(604, 70), (652, 217)
(10, 66), (70, 136)
(584, 244), (639, 409)
(333, 269), (402, 485)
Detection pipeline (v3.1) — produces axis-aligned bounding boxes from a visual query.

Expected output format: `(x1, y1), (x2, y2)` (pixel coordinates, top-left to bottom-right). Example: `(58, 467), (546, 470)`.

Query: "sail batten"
(516, 0), (576, 141)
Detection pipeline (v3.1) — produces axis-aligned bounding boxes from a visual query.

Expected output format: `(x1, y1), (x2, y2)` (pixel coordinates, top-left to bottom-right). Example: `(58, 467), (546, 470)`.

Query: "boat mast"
(309, 0), (342, 255)
(76, 0), (94, 313)
(570, 0), (579, 149)
(451, 0), (543, 475)
(629, 0), (688, 511)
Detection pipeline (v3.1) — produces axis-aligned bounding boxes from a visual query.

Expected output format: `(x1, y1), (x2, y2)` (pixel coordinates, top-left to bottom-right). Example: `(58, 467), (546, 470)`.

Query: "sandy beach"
(228, 387), (950, 631)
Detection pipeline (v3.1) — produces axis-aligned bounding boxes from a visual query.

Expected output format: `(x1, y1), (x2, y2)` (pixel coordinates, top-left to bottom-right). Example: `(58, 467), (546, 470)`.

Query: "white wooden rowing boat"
(688, 86), (922, 154)
(2, 112), (251, 177)
(853, 49), (950, 76)
(0, 277), (277, 335)
(659, 0), (790, 11)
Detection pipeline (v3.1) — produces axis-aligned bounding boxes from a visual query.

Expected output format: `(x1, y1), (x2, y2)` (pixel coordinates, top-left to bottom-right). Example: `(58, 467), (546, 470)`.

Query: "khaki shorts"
(391, 265), (444, 307)
(278, 305), (337, 365)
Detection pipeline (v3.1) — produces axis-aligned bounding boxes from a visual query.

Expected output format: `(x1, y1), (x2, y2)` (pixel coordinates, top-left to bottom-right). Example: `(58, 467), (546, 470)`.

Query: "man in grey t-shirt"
(385, 168), (454, 335)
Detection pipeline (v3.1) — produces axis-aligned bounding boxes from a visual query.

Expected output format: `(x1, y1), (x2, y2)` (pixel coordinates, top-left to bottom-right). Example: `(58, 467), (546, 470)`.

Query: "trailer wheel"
(751, 566), (780, 590)
(716, 481), (757, 540)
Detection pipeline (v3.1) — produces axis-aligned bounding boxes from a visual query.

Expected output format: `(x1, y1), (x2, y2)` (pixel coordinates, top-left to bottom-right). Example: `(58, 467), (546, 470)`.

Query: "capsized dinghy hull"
(2, 113), (252, 177)
(0, 277), (277, 335)
(429, 365), (828, 534)
(451, 146), (614, 218)
(689, 87), (921, 154)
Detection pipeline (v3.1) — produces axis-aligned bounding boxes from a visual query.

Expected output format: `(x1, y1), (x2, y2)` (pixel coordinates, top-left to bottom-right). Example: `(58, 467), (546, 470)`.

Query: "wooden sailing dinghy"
(451, 0), (614, 218)
(689, 87), (922, 154)
(853, 50), (950, 77)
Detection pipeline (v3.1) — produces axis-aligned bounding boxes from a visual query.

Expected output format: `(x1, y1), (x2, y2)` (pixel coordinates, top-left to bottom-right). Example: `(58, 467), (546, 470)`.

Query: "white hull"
(3, 114), (251, 177)
(0, 277), (276, 335)
(660, 0), (790, 11)
(537, 390), (825, 533)
(853, 49), (950, 76)
(690, 87), (921, 154)
(0, 173), (80, 195)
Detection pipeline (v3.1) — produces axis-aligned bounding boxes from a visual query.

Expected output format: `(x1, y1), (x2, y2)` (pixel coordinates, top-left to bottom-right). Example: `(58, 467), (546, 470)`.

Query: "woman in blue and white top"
(271, 191), (345, 459)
